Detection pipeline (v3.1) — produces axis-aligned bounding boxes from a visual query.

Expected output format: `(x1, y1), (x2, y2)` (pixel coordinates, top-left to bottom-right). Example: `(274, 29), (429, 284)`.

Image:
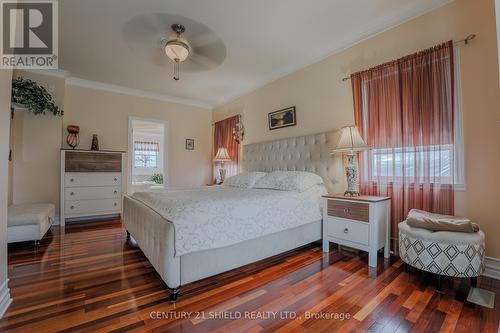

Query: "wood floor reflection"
(1, 219), (499, 332)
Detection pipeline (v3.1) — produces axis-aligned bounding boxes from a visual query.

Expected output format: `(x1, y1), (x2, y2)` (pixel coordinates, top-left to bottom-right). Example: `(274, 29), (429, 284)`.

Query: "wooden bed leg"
(471, 277), (478, 288)
(168, 287), (180, 302)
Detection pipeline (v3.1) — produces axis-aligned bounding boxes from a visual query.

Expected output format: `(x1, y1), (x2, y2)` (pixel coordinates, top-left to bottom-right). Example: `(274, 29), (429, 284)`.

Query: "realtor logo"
(1, 0), (58, 68)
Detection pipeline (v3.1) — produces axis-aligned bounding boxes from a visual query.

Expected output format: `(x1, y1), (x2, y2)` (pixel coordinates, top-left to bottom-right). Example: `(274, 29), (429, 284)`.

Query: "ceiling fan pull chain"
(174, 59), (180, 81)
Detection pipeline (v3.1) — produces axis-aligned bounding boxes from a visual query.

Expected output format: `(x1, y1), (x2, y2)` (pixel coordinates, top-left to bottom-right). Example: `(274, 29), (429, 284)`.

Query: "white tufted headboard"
(241, 131), (343, 192)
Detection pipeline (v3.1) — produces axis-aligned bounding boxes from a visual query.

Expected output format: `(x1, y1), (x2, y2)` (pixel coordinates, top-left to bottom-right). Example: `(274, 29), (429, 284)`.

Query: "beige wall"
(214, 0), (500, 258)
(0, 69), (13, 293)
(10, 70), (64, 214)
(63, 84), (213, 190)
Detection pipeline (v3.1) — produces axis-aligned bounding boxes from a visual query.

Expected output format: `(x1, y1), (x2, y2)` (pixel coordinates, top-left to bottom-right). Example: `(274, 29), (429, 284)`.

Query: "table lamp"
(331, 126), (370, 196)
(213, 147), (232, 183)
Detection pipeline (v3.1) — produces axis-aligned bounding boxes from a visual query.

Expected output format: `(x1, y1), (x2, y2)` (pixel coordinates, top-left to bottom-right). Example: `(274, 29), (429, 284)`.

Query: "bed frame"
(123, 131), (342, 300)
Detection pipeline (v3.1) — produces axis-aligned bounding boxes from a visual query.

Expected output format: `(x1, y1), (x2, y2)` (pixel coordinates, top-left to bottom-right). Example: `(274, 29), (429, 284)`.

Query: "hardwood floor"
(1, 219), (499, 332)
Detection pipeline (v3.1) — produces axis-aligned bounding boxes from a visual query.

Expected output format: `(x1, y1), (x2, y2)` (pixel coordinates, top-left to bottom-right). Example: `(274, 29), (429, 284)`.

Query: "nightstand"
(322, 194), (391, 268)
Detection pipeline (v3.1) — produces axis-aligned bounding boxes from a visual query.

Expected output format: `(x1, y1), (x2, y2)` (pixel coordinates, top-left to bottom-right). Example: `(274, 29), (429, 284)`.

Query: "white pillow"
(253, 171), (290, 189)
(223, 172), (267, 188)
(277, 171), (324, 192)
(254, 171), (323, 192)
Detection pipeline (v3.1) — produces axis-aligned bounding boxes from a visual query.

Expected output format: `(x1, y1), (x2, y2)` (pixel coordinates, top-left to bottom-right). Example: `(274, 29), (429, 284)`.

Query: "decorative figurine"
(66, 125), (80, 149)
(91, 134), (99, 151)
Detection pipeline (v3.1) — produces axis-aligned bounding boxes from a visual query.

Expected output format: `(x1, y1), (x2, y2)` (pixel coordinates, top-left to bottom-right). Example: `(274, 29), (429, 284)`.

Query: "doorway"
(128, 117), (168, 194)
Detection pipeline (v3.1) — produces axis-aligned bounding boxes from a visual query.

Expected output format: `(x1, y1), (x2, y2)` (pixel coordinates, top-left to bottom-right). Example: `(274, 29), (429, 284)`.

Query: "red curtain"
(213, 115), (239, 181)
(352, 41), (455, 253)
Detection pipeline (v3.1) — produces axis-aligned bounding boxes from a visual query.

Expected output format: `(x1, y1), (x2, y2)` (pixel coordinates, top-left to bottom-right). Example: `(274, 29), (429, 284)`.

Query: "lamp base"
(219, 167), (227, 184)
(344, 154), (360, 196)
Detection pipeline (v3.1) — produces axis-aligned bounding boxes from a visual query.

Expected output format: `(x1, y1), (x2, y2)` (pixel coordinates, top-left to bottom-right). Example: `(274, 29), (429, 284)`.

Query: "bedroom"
(0, 0), (499, 332)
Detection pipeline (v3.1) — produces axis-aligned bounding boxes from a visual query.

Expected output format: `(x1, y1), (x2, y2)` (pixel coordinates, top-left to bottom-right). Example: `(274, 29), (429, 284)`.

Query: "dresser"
(322, 194), (391, 268)
(60, 149), (125, 226)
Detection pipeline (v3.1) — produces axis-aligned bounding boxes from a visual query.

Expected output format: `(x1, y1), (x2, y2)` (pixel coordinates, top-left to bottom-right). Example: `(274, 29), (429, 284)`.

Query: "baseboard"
(0, 279), (12, 319)
(483, 257), (500, 280)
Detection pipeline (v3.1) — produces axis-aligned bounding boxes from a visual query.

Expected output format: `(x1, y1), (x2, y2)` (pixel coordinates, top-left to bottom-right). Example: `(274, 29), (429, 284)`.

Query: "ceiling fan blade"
(182, 55), (212, 72)
(192, 42), (226, 65)
(122, 15), (165, 46)
(123, 13), (227, 72)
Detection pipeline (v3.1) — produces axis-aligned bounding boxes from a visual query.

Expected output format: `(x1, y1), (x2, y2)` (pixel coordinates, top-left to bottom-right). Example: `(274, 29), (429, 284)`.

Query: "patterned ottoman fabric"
(399, 221), (485, 278)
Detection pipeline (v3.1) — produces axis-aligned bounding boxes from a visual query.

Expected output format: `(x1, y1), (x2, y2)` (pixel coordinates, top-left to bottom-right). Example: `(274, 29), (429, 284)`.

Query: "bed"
(123, 131), (341, 300)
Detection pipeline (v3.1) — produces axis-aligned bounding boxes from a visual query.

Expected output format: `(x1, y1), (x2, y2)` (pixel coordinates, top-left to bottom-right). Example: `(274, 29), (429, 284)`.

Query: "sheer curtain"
(352, 41), (455, 252)
(213, 115), (240, 182)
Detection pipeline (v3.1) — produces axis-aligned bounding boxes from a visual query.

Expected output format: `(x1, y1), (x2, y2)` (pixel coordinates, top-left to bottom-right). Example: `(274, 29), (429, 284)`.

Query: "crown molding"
(213, 0), (454, 108)
(65, 77), (213, 110)
(19, 69), (212, 110)
(19, 69), (69, 79)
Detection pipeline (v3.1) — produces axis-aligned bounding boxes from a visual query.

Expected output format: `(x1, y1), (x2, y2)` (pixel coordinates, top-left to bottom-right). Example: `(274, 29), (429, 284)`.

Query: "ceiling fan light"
(164, 40), (190, 62)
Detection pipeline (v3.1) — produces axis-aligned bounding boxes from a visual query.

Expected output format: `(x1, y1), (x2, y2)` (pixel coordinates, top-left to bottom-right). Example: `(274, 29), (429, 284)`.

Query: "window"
(134, 141), (159, 168)
(370, 145), (453, 184)
(360, 47), (465, 189)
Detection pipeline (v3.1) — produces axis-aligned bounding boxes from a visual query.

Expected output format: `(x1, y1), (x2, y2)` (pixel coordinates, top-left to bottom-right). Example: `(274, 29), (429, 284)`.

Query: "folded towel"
(406, 209), (479, 233)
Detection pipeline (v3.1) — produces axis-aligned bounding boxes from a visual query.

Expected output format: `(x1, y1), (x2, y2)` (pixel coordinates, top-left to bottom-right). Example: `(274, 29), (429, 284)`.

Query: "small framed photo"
(268, 106), (296, 130)
(185, 139), (194, 150)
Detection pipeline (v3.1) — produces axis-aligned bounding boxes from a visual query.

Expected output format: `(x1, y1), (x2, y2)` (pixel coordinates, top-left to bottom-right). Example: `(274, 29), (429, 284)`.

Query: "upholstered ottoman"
(8, 203), (55, 244)
(399, 220), (485, 280)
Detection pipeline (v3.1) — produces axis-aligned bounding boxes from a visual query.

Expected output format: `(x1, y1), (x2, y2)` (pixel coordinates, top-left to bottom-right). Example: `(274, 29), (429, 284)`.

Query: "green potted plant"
(151, 173), (164, 184)
(11, 77), (63, 116)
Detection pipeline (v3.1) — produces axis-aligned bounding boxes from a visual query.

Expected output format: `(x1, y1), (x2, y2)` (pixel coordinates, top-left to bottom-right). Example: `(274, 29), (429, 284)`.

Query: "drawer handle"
(114, 190), (118, 194)
(114, 178), (118, 181)
(344, 228), (349, 234)
(114, 202), (117, 206)
(343, 207), (351, 214)
(70, 205), (74, 210)
(70, 192), (74, 196)
(70, 178), (74, 182)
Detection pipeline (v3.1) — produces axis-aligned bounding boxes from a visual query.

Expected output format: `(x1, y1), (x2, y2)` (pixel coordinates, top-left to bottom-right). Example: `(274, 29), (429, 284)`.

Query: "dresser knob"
(70, 192), (74, 196)
(343, 207), (350, 214)
(114, 202), (117, 206)
(344, 228), (349, 234)
(70, 178), (74, 182)
(70, 205), (74, 210)
(114, 190), (118, 194)
(114, 178), (118, 181)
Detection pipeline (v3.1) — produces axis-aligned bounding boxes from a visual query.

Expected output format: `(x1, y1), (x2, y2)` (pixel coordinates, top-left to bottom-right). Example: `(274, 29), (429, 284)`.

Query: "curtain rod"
(211, 114), (241, 126)
(341, 34), (476, 82)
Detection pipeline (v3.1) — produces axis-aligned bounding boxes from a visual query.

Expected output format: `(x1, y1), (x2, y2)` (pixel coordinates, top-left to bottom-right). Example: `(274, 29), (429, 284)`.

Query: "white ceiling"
(59, 0), (452, 109)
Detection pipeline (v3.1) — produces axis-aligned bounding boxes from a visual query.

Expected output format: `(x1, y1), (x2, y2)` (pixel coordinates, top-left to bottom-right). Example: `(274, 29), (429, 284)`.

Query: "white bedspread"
(131, 185), (326, 256)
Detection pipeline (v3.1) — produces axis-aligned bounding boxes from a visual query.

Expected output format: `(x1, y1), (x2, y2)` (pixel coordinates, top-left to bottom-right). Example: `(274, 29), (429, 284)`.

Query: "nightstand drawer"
(327, 200), (369, 222)
(326, 218), (369, 246)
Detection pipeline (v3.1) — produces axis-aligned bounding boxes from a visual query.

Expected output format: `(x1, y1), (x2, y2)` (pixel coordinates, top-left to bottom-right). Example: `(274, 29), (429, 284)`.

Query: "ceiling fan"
(123, 14), (227, 82)
(164, 24), (190, 80)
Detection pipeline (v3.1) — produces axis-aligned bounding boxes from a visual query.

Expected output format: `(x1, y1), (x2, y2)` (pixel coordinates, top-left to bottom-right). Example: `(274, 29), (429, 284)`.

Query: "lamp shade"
(332, 126), (370, 153)
(164, 39), (190, 62)
(213, 147), (232, 162)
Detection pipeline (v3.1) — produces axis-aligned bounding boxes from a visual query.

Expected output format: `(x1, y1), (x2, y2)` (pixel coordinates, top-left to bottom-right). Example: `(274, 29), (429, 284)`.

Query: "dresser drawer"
(65, 199), (121, 215)
(327, 200), (369, 222)
(65, 173), (122, 187)
(65, 151), (122, 172)
(65, 186), (121, 201)
(327, 218), (369, 246)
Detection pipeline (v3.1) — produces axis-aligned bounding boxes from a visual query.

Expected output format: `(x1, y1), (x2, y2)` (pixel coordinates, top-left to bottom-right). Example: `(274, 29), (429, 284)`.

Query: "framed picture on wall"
(185, 138), (195, 150)
(268, 106), (296, 130)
